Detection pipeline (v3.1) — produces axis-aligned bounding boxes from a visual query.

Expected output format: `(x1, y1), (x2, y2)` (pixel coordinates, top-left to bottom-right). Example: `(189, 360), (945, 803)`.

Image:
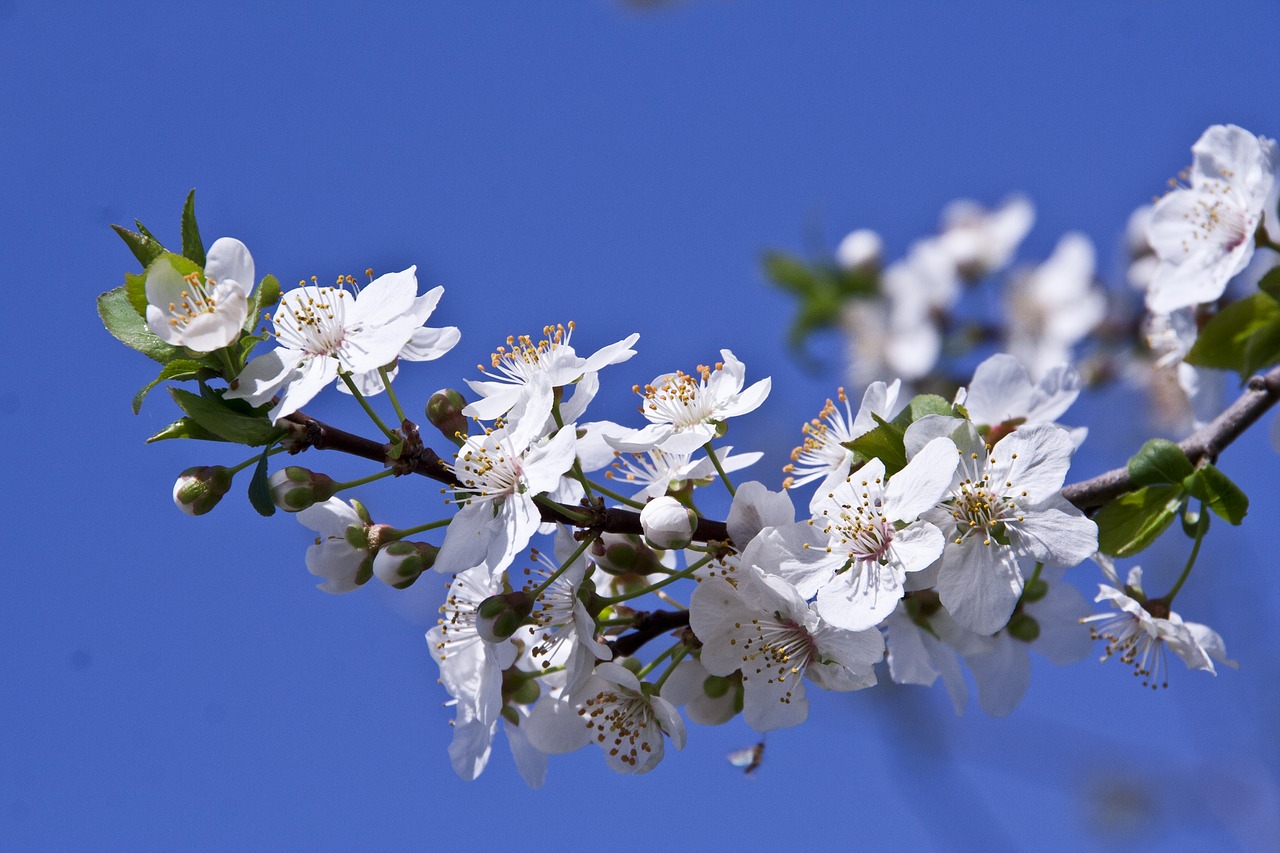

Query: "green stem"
(704, 442), (735, 497)
(587, 479), (647, 510)
(1028, 562), (1043, 585)
(216, 347), (240, 381)
(339, 371), (397, 440)
(650, 644), (690, 692)
(1165, 500), (1208, 604)
(530, 531), (599, 599)
(333, 468), (396, 491)
(532, 494), (596, 526)
(378, 366), (408, 424)
(227, 445), (287, 475)
(636, 641), (681, 680)
(599, 555), (712, 606)
(390, 517), (453, 538)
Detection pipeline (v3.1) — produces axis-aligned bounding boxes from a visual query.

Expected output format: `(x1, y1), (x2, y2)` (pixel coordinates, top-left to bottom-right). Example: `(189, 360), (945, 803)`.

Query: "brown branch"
(1062, 363), (1280, 511)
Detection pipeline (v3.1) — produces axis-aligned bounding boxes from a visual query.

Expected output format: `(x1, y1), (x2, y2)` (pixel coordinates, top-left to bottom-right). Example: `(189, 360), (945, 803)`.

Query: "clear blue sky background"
(4, 2), (1280, 851)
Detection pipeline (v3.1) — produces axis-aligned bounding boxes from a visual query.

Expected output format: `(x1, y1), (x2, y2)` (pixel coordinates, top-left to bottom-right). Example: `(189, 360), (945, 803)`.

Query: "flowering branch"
(1062, 362), (1280, 511)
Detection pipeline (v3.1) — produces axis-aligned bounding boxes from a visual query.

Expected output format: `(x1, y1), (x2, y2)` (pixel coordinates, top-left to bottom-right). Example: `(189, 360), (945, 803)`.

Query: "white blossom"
(297, 498), (373, 594)
(1004, 233), (1106, 379)
(835, 228), (884, 272)
(145, 238), (254, 352)
(1146, 124), (1279, 313)
(936, 195), (1035, 279)
(640, 496), (698, 550)
(607, 445), (762, 501)
(783, 380), (902, 490)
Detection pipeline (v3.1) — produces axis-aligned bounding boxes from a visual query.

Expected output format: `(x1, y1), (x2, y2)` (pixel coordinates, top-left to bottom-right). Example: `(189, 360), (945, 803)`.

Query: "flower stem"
(1165, 500), (1208, 604)
(227, 445), (287, 475)
(636, 640), (682, 681)
(529, 531), (599, 599)
(333, 468), (396, 491)
(650, 643), (690, 692)
(586, 479), (646, 510)
(532, 494), (597, 527)
(339, 372), (398, 441)
(392, 517), (453, 537)
(599, 555), (712, 606)
(378, 366), (408, 424)
(703, 442), (736, 497)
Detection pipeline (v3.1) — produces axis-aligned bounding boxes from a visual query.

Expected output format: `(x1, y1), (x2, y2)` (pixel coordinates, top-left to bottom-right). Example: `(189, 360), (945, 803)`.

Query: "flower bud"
(268, 466), (338, 512)
(173, 466), (233, 516)
(372, 540), (439, 589)
(640, 496), (698, 550)
(426, 389), (469, 445)
(1020, 577), (1049, 603)
(835, 228), (884, 273)
(475, 591), (534, 643)
(1006, 612), (1041, 643)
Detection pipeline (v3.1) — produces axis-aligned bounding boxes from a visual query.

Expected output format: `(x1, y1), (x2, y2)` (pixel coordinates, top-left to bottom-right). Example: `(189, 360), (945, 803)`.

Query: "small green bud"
(1006, 612), (1040, 643)
(268, 466), (338, 512)
(475, 591), (534, 642)
(426, 389), (469, 445)
(1021, 577), (1049, 603)
(173, 466), (234, 516)
(702, 674), (732, 699)
(509, 676), (541, 706)
(372, 540), (439, 589)
(620, 657), (643, 676)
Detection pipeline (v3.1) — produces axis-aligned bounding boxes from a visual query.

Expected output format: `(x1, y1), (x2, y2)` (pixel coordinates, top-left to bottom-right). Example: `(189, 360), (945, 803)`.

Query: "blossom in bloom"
(691, 564), (882, 732)
(959, 353), (1085, 447)
(783, 380), (902, 490)
(1004, 233), (1106, 379)
(226, 268), (432, 422)
(525, 661), (685, 774)
(906, 418), (1097, 635)
(521, 529), (611, 693)
(605, 350), (771, 455)
(936, 195), (1035, 279)
(145, 237), (255, 352)
(757, 436), (959, 631)
(463, 322), (639, 423)
(606, 445), (762, 501)
(434, 383), (578, 580)
(1146, 124), (1279, 313)
(1082, 560), (1236, 688)
(297, 497), (374, 594)
(1125, 204), (1159, 290)
(340, 283), (460, 396)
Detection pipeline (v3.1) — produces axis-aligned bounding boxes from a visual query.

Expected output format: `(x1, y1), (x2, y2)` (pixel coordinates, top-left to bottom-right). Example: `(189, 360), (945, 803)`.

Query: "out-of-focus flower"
(1005, 233), (1106, 379)
(835, 228), (884, 273)
(936, 195), (1035, 279)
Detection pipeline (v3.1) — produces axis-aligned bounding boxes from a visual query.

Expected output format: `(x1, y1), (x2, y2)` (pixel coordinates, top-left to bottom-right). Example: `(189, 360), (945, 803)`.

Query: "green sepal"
(1185, 292), (1280, 379)
(892, 394), (954, 427)
(169, 386), (283, 446)
(98, 285), (183, 364)
(145, 417), (231, 443)
(1126, 438), (1194, 486)
(111, 223), (167, 268)
(1095, 484), (1185, 557)
(180, 189), (205, 267)
(1182, 464), (1248, 525)
(847, 413), (908, 476)
(132, 359), (208, 414)
(243, 274), (282, 333)
(124, 271), (149, 317)
(247, 444), (277, 517)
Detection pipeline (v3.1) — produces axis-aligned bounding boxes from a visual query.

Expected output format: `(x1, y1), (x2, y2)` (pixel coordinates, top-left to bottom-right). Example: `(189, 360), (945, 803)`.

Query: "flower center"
(480, 322), (575, 383)
(451, 430), (525, 505)
(579, 688), (660, 768)
(634, 361), (721, 428)
(163, 272), (220, 331)
(734, 615), (817, 707)
(273, 281), (353, 357)
(948, 451), (1025, 546)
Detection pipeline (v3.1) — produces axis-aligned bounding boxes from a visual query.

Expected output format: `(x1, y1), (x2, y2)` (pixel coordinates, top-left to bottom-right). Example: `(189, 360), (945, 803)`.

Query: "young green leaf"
(1185, 292), (1280, 379)
(124, 271), (149, 317)
(242, 273), (282, 333)
(170, 387), (283, 446)
(98, 285), (183, 364)
(1094, 484), (1185, 557)
(180, 189), (206, 267)
(1257, 266), (1280, 303)
(111, 224), (167, 268)
(145, 417), (231, 443)
(847, 413), (908, 476)
(132, 359), (208, 414)
(1126, 438), (1194, 486)
(1183, 464), (1249, 525)
(247, 445), (277, 517)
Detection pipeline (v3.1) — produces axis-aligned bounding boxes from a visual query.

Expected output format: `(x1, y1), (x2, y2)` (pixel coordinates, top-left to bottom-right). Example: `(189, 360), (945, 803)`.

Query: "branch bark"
(1061, 363), (1280, 511)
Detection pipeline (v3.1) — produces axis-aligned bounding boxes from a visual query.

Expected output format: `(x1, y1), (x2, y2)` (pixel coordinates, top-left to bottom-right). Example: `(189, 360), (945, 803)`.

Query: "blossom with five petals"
(145, 238), (255, 352)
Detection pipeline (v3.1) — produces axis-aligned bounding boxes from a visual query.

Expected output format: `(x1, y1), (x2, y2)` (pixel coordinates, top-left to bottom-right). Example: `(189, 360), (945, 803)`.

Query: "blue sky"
(4, 2), (1280, 850)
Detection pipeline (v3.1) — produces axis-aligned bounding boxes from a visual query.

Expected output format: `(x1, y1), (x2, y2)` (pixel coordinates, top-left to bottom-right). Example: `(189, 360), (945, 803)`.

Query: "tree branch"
(1062, 363), (1280, 511)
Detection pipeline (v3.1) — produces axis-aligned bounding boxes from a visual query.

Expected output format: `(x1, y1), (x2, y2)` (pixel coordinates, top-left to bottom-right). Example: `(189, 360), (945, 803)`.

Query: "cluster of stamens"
(1084, 610), (1170, 690)
(273, 275), (358, 355)
(522, 551), (580, 668)
(729, 615), (816, 705)
(478, 322), (575, 379)
(948, 449), (1026, 547)
(433, 585), (481, 663)
(164, 272), (219, 329)
(451, 425), (522, 506)
(634, 361), (721, 426)
(783, 389), (853, 489)
(579, 687), (660, 767)
(809, 477), (893, 565)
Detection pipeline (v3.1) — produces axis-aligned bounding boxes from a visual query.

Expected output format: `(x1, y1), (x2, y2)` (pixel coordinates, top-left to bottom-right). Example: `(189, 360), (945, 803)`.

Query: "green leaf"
(145, 417), (231, 443)
(847, 413), (909, 476)
(181, 189), (206, 267)
(1183, 464), (1248, 524)
(124, 271), (148, 317)
(763, 251), (817, 295)
(1241, 317), (1280, 378)
(1095, 484), (1185, 557)
(169, 387), (283, 446)
(1185, 292), (1280, 379)
(97, 285), (184, 364)
(111, 224), (167, 268)
(1126, 438), (1194, 486)
(1258, 266), (1280, 303)
(243, 273), (282, 333)
(135, 219), (162, 243)
(908, 394), (954, 422)
(247, 445), (276, 517)
(132, 359), (207, 414)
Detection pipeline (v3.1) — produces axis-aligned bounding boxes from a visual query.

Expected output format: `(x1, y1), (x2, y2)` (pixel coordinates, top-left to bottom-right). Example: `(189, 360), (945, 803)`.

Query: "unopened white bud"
(640, 496), (698, 550)
(173, 466), (233, 516)
(835, 228), (883, 273)
(372, 540), (438, 589)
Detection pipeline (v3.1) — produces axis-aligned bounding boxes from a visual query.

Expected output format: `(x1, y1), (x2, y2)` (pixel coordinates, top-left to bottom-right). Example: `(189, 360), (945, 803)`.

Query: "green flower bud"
(475, 591), (534, 643)
(173, 466), (233, 516)
(1006, 612), (1041, 643)
(426, 389), (469, 445)
(372, 540), (439, 589)
(268, 466), (338, 512)
(1021, 577), (1049, 603)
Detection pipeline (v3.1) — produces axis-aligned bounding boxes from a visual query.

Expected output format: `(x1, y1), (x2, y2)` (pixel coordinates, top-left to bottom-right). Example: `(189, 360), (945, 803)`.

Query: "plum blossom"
(1083, 560), (1237, 688)
(907, 419), (1097, 635)
(145, 238), (255, 352)
(835, 228), (884, 273)
(959, 353), (1086, 446)
(341, 283), (460, 396)
(227, 268), (441, 422)
(464, 322), (638, 423)
(607, 445), (762, 501)
(757, 436), (958, 631)
(1146, 124), (1279, 313)
(659, 658), (741, 726)
(605, 350), (771, 455)
(521, 529), (611, 692)
(297, 497), (374, 594)
(526, 662), (685, 774)
(936, 195), (1035, 279)
(691, 564), (882, 732)
(1004, 233), (1106, 379)
(783, 379), (902, 489)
